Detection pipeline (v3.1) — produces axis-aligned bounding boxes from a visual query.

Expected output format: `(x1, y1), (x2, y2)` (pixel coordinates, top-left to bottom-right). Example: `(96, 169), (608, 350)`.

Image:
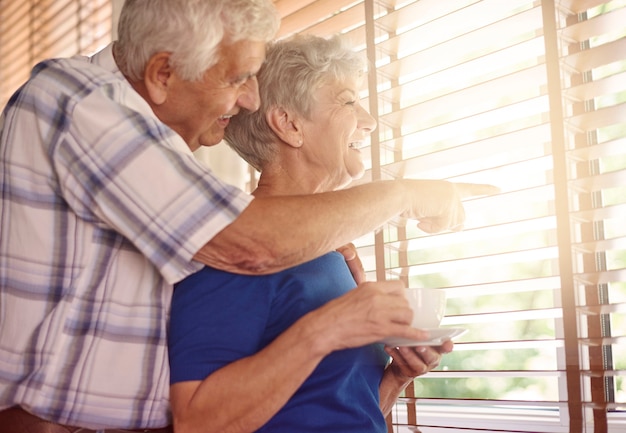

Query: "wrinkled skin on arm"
(193, 180), (500, 275)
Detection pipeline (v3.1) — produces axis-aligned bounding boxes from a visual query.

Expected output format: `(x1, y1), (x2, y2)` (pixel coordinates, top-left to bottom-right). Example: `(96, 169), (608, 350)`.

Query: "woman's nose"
(358, 105), (377, 133)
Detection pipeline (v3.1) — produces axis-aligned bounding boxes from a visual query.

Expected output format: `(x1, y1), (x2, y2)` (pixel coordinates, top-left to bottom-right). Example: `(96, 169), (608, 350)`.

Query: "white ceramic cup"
(404, 287), (446, 329)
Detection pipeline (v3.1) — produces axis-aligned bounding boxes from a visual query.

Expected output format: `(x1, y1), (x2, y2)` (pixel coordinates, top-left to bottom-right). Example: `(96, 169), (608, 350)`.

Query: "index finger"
(455, 183), (500, 199)
(356, 281), (407, 302)
(360, 279), (405, 294)
(380, 280), (406, 293)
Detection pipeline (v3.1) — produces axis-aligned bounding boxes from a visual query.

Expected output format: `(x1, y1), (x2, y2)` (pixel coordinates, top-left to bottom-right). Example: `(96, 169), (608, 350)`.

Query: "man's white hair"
(114, 0), (279, 82)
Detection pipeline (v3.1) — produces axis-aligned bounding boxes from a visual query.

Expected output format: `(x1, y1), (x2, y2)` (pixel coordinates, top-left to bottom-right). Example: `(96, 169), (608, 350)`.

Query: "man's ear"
(266, 106), (303, 148)
(143, 52), (173, 105)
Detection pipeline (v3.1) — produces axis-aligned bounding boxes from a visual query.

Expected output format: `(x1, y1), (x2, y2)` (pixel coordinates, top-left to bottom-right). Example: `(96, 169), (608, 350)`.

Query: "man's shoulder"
(32, 54), (121, 90)
(13, 49), (132, 120)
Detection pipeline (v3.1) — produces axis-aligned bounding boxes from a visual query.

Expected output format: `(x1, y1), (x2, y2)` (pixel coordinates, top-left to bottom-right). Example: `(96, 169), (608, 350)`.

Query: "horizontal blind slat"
(558, 0), (616, 14)
(560, 5), (626, 42)
(566, 102), (626, 132)
(564, 70), (626, 101)
(561, 36), (626, 72)
(578, 301), (626, 315)
(276, 0), (359, 37)
(569, 168), (626, 193)
(574, 268), (626, 285)
(570, 202), (626, 223)
(376, 13), (543, 84)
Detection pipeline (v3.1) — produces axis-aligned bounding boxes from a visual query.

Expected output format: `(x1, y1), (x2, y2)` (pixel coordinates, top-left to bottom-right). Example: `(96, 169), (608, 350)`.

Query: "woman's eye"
(345, 100), (356, 106)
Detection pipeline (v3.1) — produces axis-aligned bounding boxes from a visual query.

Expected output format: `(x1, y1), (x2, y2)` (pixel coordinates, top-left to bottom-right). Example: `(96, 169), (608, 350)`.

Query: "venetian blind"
(273, 0), (626, 432)
(0, 0), (112, 107)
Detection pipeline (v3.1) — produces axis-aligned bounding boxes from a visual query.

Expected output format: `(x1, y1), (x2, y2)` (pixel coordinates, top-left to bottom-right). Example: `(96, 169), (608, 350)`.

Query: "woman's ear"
(143, 52), (173, 105)
(266, 106), (303, 148)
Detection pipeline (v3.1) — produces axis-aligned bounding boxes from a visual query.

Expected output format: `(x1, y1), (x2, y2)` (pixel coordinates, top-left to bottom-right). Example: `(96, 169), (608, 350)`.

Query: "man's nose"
(237, 76), (261, 112)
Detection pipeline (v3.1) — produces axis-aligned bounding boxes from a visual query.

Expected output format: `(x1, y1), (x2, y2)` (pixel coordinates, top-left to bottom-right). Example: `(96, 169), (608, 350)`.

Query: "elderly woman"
(168, 34), (453, 433)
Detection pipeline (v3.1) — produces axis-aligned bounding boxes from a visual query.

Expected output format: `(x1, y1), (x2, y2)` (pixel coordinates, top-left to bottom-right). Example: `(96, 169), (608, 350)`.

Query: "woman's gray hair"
(114, 0), (279, 82)
(225, 34), (366, 171)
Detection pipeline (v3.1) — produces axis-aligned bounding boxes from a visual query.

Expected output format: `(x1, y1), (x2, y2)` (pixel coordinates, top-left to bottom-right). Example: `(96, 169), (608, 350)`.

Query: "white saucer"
(381, 327), (467, 347)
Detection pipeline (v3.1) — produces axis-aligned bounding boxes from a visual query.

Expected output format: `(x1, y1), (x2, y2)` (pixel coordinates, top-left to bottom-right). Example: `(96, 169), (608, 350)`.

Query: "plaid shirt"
(0, 43), (253, 429)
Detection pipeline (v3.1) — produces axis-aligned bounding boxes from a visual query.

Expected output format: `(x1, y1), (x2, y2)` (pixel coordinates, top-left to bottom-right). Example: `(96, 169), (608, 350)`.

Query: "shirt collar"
(89, 42), (123, 77)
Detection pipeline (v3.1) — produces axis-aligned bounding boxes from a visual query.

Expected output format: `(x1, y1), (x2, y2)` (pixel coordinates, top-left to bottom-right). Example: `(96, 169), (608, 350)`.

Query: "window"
(1, 0), (623, 431)
(272, 0), (626, 431)
(0, 0), (112, 107)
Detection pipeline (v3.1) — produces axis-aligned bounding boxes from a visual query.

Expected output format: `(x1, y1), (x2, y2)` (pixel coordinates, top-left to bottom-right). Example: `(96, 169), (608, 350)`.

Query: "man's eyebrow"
(338, 88), (357, 98)
(231, 72), (256, 83)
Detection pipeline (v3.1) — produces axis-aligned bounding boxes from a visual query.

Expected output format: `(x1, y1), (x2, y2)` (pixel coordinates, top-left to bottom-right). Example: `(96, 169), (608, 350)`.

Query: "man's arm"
(193, 179), (499, 274)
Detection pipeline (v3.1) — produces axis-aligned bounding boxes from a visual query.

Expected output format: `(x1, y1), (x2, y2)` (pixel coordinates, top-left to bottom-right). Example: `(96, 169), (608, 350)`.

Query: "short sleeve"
(168, 267), (273, 383)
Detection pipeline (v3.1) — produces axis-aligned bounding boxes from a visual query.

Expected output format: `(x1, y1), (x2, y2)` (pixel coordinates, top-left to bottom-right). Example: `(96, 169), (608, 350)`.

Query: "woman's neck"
(252, 163), (332, 198)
